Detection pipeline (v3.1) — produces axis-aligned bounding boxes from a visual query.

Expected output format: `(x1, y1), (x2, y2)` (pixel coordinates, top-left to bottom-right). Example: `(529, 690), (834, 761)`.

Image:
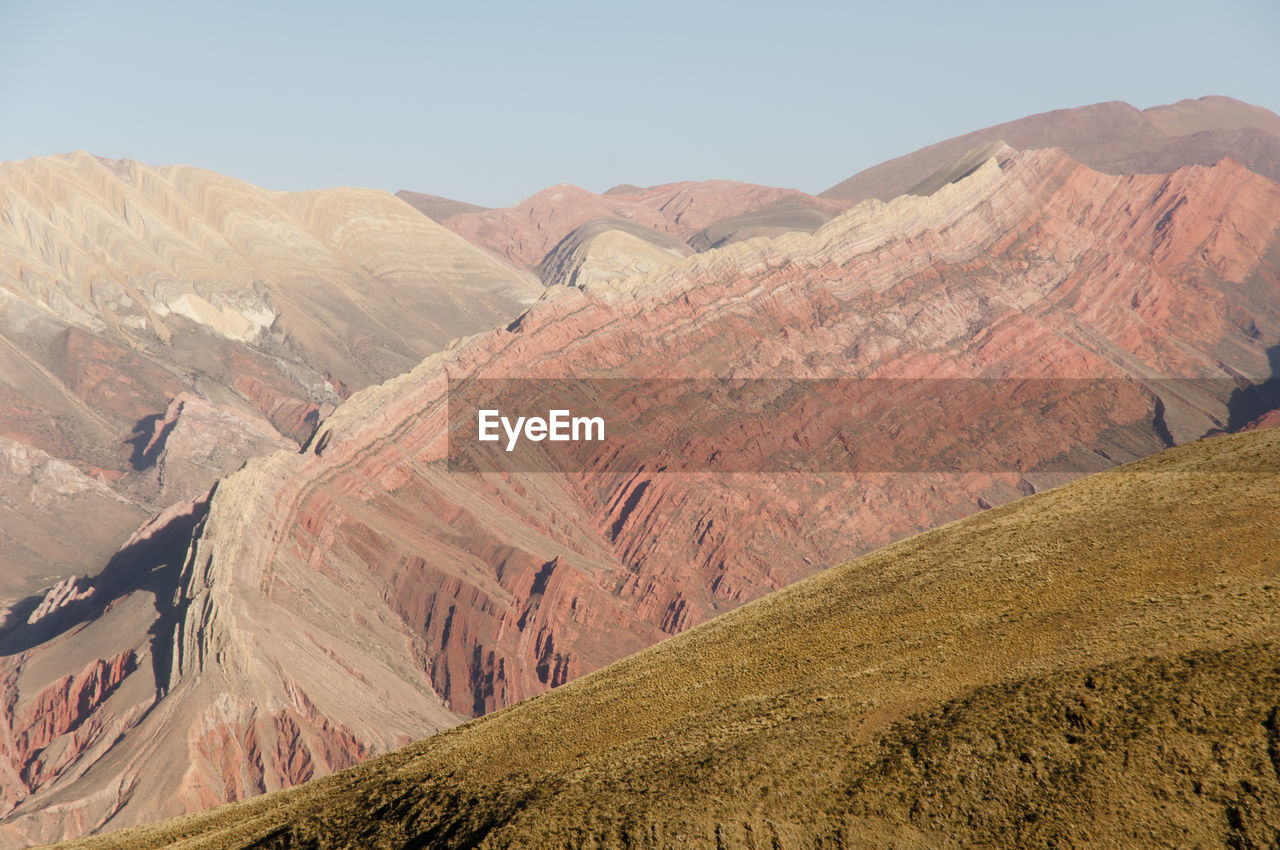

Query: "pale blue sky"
(2, 0), (1277, 206)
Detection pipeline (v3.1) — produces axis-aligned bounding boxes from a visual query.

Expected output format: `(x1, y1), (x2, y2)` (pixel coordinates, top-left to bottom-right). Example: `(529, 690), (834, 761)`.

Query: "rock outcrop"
(2, 146), (1278, 843)
(686, 199), (838, 251)
(0, 437), (146, 610)
(120, 393), (297, 506)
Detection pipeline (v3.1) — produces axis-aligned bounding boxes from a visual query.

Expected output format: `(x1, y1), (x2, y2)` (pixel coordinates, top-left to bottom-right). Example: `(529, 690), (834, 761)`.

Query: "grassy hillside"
(60, 429), (1280, 849)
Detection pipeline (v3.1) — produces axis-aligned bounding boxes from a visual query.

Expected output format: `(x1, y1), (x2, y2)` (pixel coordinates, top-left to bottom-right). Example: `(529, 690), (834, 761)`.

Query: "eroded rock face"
(1, 148), (1279, 843)
(686, 199), (839, 251)
(0, 153), (538, 365)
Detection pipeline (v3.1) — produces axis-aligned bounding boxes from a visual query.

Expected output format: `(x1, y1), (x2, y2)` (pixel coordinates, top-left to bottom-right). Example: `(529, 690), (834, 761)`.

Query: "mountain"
(823, 95), (1280, 203)
(420, 179), (850, 274)
(3, 143), (1278, 843)
(0, 152), (540, 607)
(57, 425), (1280, 849)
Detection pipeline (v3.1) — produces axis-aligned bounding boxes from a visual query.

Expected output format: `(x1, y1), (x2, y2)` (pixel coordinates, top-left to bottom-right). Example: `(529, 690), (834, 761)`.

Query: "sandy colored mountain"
(0, 151), (539, 605)
(57, 425), (1280, 849)
(535, 217), (694, 288)
(823, 95), (1280, 202)
(0, 151), (538, 392)
(2, 144), (1278, 843)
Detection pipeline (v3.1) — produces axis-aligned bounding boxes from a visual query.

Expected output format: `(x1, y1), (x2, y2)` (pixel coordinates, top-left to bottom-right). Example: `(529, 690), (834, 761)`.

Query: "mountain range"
(0, 95), (1276, 845)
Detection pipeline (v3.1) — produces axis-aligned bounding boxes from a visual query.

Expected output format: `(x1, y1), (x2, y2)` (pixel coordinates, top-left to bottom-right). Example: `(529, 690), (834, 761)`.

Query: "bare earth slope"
(59, 425), (1280, 849)
(822, 95), (1280, 203)
(3, 146), (1279, 843)
(0, 152), (539, 603)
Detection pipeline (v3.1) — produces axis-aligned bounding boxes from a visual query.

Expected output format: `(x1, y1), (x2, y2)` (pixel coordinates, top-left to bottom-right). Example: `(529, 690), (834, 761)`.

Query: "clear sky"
(2, 0), (1277, 207)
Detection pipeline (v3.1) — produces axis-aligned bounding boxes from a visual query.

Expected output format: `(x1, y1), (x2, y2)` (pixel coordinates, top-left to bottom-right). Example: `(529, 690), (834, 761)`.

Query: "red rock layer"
(1, 148), (1278, 843)
(0, 650), (137, 798)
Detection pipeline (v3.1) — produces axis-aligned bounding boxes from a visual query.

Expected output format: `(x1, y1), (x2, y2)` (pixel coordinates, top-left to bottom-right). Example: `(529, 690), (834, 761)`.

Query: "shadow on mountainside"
(0, 497), (210, 699)
(124, 411), (173, 471)
(1226, 342), (1280, 431)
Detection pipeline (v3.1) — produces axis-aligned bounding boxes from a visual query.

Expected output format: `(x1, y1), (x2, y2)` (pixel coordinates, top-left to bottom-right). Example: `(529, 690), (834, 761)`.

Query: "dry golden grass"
(59, 428), (1280, 849)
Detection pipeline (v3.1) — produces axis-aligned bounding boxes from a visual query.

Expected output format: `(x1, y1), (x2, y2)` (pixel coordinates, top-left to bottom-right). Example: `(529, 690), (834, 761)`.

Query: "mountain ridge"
(822, 95), (1280, 203)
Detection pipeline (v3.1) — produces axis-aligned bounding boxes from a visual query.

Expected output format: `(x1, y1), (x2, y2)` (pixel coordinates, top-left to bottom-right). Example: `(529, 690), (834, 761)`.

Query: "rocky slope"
(2, 144), (1278, 843)
(823, 95), (1280, 203)
(0, 152), (540, 603)
(57, 426), (1280, 849)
